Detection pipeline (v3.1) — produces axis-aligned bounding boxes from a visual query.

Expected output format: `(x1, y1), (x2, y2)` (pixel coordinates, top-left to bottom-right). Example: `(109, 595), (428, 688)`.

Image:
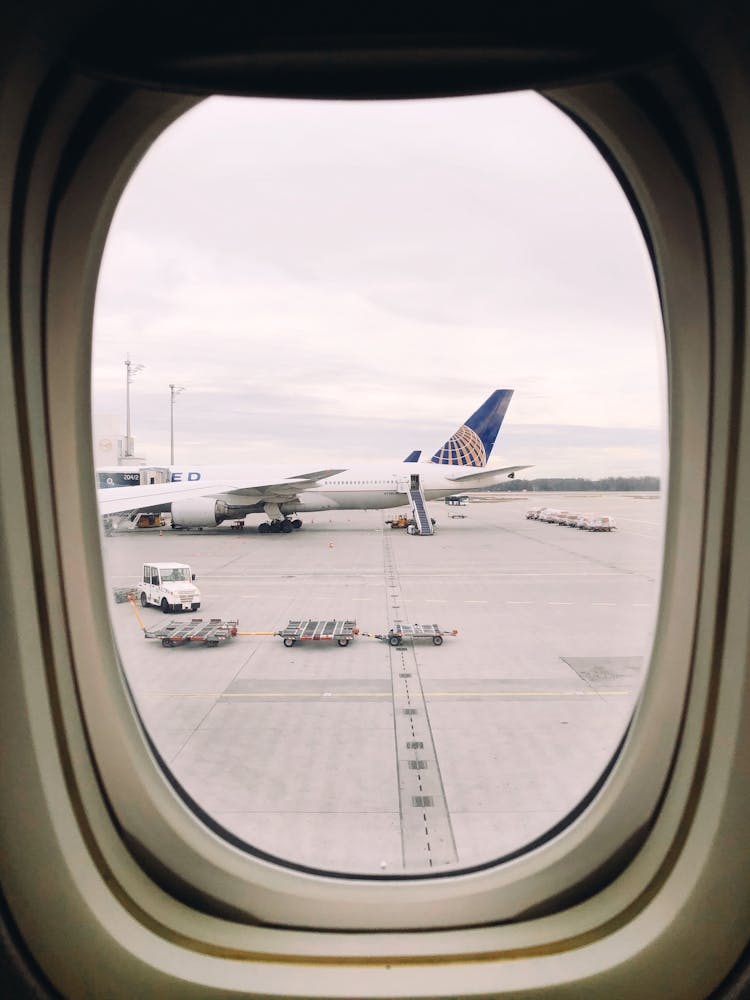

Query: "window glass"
(93, 93), (665, 875)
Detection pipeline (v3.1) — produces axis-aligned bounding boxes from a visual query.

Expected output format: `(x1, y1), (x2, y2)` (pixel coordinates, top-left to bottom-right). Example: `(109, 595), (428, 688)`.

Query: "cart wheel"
(161, 638), (174, 648)
(389, 635), (400, 646)
(140, 592), (147, 608)
(337, 638), (349, 647)
(283, 637), (295, 647)
(206, 640), (218, 647)
(161, 598), (170, 614)
(432, 635), (443, 646)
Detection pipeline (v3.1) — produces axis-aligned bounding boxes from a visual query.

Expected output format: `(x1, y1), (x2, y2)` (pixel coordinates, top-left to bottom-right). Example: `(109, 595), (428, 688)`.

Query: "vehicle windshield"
(161, 568), (190, 582)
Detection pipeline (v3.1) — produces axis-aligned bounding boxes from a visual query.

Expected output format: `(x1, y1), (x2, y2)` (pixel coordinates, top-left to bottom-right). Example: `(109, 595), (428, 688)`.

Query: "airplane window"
(92, 91), (664, 876)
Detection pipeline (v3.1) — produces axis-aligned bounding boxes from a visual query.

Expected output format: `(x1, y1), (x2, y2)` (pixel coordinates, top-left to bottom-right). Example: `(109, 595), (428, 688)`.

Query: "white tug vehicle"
(139, 562), (201, 614)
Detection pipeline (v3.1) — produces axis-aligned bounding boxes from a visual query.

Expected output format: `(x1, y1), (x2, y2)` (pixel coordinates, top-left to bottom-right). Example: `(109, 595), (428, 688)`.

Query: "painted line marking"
(507, 601), (532, 605)
(548, 602), (573, 606)
(140, 690), (631, 699)
(464, 600), (489, 604)
(592, 602), (617, 606)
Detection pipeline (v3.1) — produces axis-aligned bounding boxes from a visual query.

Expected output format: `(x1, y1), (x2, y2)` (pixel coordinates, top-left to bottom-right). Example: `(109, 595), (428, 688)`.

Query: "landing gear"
(258, 517), (301, 534)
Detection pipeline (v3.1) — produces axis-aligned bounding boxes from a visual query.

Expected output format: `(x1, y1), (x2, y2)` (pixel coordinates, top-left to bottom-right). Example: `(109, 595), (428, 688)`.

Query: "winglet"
(430, 389), (513, 467)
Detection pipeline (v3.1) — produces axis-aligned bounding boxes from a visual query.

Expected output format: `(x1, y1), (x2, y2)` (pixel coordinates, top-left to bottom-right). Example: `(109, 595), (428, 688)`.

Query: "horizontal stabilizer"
(448, 464), (532, 484)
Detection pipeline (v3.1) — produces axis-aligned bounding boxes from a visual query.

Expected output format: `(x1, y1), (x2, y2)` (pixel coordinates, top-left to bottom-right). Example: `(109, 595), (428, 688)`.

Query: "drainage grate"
(412, 796), (434, 807)
(399, 673), (411, 678)
(408, 760), (428, 770)
(406, 741), (423, 749)
(402, 708), (418, 715)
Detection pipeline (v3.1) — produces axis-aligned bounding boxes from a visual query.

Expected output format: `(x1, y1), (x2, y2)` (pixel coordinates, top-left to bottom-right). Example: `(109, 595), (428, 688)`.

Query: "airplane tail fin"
(430, 389), (514, 467)
(404, 450), (421, 463)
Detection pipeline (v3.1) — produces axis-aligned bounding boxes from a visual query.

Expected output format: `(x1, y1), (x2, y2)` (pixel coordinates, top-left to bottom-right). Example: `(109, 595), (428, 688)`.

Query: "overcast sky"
(92, 91), (664, 478)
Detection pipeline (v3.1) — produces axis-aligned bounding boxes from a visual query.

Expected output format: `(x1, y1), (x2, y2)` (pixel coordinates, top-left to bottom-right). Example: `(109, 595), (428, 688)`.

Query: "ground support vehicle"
(375, 622), (458, 646)
(139, 562), (201, 613)
(385, 513), (413, 529)
(276, 620), (359, 647)
(577, 514), (617, 531)
(386, 513), (437, 533)
(144, 618), (239, 648)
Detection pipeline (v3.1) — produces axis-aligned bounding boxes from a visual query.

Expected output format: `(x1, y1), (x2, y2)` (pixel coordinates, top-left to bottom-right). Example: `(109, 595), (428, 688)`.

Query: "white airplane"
(97, 389), (529, 533)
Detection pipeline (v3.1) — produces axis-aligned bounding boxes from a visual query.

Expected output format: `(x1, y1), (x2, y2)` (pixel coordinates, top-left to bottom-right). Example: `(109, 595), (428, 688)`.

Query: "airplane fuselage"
(169, 461), (508, 516)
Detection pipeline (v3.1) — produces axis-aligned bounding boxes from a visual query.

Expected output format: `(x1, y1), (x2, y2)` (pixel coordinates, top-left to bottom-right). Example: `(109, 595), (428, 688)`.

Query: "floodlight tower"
(169, 383), (186, 465)
(124, 355), (145, 457)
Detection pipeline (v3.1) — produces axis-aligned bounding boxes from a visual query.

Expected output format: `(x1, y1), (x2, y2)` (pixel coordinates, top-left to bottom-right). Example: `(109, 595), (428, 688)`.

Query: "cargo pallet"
(377, 622), (458, 646)
(144, 618), (239, 648)
(276, 619), (359, 648)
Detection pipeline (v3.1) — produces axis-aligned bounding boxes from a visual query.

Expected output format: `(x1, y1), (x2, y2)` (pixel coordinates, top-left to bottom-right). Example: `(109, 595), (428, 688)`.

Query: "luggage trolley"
(276, 619), (359, 648)
(382, 622), (458, 646)
(144, 618), (239, 648)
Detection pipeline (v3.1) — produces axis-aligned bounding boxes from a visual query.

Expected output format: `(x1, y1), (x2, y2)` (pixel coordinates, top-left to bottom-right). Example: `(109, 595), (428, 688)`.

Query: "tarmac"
(102, 492), (662, 875)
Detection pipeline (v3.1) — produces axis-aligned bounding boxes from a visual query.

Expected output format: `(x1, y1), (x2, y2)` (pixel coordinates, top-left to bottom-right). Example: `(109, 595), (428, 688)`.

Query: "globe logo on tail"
(433, 424), (486, 466)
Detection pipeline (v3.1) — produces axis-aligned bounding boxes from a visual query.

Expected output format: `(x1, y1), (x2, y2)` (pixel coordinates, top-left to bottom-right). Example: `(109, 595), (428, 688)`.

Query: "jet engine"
(170, 498), (231, 528)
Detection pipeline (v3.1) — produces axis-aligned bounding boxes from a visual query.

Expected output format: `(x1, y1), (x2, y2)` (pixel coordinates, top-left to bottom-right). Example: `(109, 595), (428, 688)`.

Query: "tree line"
(489, 476), (660, 492)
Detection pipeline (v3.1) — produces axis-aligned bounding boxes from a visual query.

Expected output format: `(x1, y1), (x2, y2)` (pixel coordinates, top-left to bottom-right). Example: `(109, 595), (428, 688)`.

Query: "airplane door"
(410, 474), (420, 491)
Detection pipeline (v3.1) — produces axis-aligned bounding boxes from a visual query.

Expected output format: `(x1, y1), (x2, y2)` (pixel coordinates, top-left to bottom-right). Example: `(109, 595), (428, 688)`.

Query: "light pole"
(169, 384), (185, 465)
(124, 356), (145, 457)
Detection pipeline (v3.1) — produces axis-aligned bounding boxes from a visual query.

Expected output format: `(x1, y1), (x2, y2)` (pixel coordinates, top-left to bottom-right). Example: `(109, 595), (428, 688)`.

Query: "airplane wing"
(97, 469), (347, 517)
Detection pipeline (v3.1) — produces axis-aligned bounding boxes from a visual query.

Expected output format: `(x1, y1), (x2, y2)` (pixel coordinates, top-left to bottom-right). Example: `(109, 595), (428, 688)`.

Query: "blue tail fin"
(430, 389), (513, 466)
(403, 450), (421, 463)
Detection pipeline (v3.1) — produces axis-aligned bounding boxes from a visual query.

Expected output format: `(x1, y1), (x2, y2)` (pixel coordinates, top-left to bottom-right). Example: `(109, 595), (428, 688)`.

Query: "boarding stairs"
(409, 484), (434, 535)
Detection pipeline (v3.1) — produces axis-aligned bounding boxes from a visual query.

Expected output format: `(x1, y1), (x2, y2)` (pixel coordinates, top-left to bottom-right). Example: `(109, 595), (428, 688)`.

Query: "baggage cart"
(144, 618), (239, 648)
(378, 622), (458, 647)
(276, 619), (359, 648)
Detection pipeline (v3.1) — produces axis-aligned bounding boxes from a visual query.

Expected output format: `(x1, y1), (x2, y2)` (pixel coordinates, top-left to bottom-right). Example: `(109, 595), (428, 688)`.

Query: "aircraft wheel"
(258, 521), (269, 534)
(432, 635), (443, 646)
(281, 520), (293, 533)
(140, 592), (147, 607)
(292, 519), (302, 529)
(161, 598), (170, 614)
(270, 521), (282, 533)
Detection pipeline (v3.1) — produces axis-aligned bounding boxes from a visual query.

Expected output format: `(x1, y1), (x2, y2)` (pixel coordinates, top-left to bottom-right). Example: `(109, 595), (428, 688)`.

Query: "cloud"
(92, 91), (665, 477)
